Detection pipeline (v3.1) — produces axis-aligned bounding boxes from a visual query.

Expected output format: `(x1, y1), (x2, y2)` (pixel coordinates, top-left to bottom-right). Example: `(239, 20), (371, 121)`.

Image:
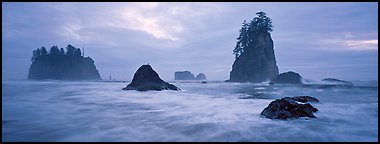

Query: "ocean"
(2, 80), (378, 142)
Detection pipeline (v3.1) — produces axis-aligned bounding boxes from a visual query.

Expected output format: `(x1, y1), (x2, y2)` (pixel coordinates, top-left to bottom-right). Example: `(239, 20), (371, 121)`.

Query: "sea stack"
(228, 12), (279, 83)
(123, 64), (180, 91)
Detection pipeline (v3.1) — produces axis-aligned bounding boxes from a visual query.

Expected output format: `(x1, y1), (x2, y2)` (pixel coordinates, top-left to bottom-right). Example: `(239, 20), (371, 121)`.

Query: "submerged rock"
(195, 73), (207, 80)
(260, 96), (319, 119)
(269, 71), (302, 84)
(322, 78), (353, 85)
(123, 65), (180, 91)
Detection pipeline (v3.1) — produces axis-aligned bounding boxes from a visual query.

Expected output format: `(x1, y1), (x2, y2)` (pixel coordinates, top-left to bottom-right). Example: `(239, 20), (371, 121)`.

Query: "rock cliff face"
(174, 71), (195, 80)
(195, 73), (206, 80)
(123, 65), (180, 91)
(28, 45), (101, 80)
(229, 32), (279, 83)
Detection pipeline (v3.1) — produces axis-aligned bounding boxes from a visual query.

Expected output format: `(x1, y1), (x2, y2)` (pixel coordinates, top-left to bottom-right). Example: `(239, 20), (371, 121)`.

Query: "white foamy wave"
(2, 80), (378, 142)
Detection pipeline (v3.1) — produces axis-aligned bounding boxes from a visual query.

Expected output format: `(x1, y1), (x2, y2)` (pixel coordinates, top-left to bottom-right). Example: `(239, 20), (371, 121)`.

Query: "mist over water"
(2, 80), (378, 142)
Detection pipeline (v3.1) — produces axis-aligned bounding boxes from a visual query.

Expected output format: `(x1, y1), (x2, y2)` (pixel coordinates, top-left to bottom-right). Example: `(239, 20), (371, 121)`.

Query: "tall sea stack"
(229, 11), (279, 83)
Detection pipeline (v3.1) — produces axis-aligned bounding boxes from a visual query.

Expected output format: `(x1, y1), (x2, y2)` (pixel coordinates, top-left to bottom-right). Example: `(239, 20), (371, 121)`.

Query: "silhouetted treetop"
(31, 49), (41, 62)
(60, 48), (65, 55)
(75, 48), (81, 56)
(41, 47), (48, 56)
(30, 45), (86, 62)
(49, 46), (60, 56)
(66, 44), (76, 56)
(253, 11), (273, 32)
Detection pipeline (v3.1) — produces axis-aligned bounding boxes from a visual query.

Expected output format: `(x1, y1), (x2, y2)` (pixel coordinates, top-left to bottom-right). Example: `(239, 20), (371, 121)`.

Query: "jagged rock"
(322, 78), (353, 85)
(195, 73), (206, 80)
(28, 45), (101, 80)
(269, 71), (302, 84)
(123, 65), (180, 91)
(260, 96), (319, 119)
(174, 71), (195, 80)
(229, 32), (279, 83)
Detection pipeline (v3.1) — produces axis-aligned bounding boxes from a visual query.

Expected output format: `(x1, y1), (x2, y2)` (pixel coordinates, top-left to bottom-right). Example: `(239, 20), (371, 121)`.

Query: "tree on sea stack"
(233, 11), (273, 59)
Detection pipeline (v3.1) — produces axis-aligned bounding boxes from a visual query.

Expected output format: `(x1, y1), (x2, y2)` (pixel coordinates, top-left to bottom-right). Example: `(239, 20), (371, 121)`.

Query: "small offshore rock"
(269, 71), (302, 84)
(123, 64), (180, 91)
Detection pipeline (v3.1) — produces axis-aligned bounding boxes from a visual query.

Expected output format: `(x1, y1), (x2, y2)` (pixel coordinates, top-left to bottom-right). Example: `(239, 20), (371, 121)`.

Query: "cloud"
(343, 40), (378, 50)
(320, 39), (378, 51)
(59, 20), (82, 40)
(119, 6), (181, 41)
(41, 2), (228, 48)
(109, 2), (225, 42)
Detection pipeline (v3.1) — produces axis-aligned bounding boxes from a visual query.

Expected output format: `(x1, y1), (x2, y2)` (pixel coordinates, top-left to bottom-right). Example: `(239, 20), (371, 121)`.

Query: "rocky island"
(228, 12), (279, 83)
(28, 45), (101, 80)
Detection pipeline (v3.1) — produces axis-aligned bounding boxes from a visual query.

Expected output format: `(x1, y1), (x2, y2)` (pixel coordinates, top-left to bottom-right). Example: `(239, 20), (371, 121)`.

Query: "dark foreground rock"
(269, 71), (302, 84)
(123, 65), (180, 91)
(260, 96), (319, 119)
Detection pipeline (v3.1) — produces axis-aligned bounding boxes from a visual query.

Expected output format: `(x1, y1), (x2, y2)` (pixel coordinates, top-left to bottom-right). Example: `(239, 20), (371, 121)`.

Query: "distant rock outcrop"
(260, 96), (319, 119)
(123, 65), (180, 91)
(322, 78), (353, 85)
(195, 73), (206, 80)
(174, 71), (195, 80)
(28, 45), (101, 80)
(269, 71), (302, 84)
(174, 71), (207, 81)
(228, 12), (279, 83)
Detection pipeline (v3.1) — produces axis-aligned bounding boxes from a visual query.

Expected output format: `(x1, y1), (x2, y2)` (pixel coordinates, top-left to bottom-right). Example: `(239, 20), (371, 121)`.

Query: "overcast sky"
(2, 2), (378, 81)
